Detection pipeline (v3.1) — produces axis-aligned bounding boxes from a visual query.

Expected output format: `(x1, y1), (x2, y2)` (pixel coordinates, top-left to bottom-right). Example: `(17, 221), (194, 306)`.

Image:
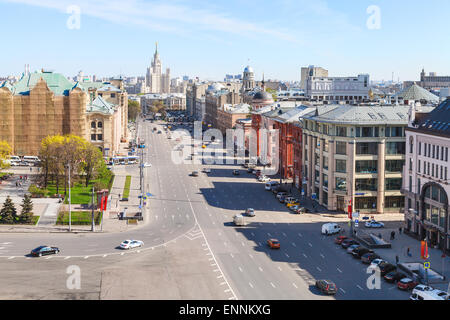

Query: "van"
(23, 156), (39, 163)
(233, 214), (245, 226)
(9, 156), (20, 162)
(265, 181), (279, 191)
(321, 223), (342, 235)
(410, 290), (449, 300)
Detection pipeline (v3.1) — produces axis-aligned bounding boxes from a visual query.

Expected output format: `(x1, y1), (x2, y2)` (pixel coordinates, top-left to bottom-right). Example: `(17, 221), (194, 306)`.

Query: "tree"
(19, 194), (34, 224)
(0, 140), (12, 170)
(265, 88), (278, 102)
(81, 143), (104, 187)
(128, 100), (140, 122)
(0, 196), (17, 224)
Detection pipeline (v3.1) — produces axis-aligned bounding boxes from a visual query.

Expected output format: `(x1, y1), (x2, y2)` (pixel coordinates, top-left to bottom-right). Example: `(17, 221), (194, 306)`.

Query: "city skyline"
(0, 0), (449, 82)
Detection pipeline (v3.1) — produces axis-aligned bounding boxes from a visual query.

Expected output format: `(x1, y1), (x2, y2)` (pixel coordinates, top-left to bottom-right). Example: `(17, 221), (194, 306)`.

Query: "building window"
(436, 146), (439, 159)
(98, 122), (103, 128)
(446, 147), (448, 161)
(385, 159), (404, 173)
(335, 177), (347, 191)
(418, 159), (421, 173)
(335, 159), (346, 173)
(336, 126), (347, 137)
(361, 127), (374, 137)
(386, 127), (403, 137)
(91, 121), (96, 129)
(97, 134), (103, 141)
(356, 178), (377, 191)
(356, 142), (378, 155)
(315, 170), (320, 183)
(355, 197), (377, 210)
(385, 178), (402, 190)
(323, 140), (329, 152)
(385, 196), (404, 209)
(356, 160), (378, 174)
(409, 176), (412, 192)
(91, 134), (96, 141)
(409, 137), (413, 153)
(323, 156), (329, 170)
(418, 142), (421, 155)
(417, 178), (421, 194)
(335, 141), (347, 155)
(433, 145), (435, 158)
(322, 191), (328, 205)
(386, 142), (405, 155)
(323, 174), (328, 187)
(111, 93), (116, 98)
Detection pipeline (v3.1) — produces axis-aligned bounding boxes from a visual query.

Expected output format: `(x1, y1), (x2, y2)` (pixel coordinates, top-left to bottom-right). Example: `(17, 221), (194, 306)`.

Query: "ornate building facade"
(146, 43), (170, 94)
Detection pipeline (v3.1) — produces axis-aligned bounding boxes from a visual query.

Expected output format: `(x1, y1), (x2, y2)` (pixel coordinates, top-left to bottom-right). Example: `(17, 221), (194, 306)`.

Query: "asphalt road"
(0, 118), (414, 300)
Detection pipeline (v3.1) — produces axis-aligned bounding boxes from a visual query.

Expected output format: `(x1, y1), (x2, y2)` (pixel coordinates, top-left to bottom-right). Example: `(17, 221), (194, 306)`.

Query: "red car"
(334, 236), (348, 245)
(397, 278), (419, 290)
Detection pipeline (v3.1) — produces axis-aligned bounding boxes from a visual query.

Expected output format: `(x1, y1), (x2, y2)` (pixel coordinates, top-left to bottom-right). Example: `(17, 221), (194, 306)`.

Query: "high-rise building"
(300, 66), (329, 91)
(146, 42), (171, 94)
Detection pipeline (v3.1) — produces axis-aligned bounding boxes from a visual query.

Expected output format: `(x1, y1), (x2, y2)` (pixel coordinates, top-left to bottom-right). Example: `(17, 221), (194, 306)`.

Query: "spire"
(262, 72), (265, 91)
(155, 41), (158, 54)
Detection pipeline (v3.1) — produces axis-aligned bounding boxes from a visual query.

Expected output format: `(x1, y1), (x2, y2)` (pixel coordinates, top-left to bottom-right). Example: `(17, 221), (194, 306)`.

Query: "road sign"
(311, 193), (317, 200)
(355, 219), (359, 227)
(424, 262), (431, 269)
(355, 193), (365, 196)
(301, 189), (305, 196)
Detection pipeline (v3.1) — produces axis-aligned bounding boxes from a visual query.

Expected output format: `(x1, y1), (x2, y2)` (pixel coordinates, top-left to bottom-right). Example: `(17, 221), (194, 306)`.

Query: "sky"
(0, 0), (449, 82)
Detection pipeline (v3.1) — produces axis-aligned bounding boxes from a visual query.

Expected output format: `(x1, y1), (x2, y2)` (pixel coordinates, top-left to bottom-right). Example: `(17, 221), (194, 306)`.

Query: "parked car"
(276, 192), (287, 199)
(265, 181), (279, 191)
(397, 278), (419, 290)
(296, 207), (310, 214)
(289, 205), (301, 212)
(361, 252), (381, 264)
(31, 246), (60, 257)
(352, 247), (374, 259)
(267, 239), (280, 249)
(245, 208), (255, 217)
(203, 168), (211, 173)
(334, 236), (348, 245)
(410, 290), (450, 300)
(341, 239), (359, 249)
(283, 196), (296, 204)
(384, 271), (406, 283)
(347, 244), (361, 254)
(315, 280), (337, 295)
(365, 220), (385, 228)
(233, 214), (245, 226)
(378, 262), (397, 276)
(119, 240), (144, 250)
(286, 201), (300, 208)
(191, 171), (199, 177)
(232, 170), (240, 175)
(370, 258), (387, 268)
(322, 223), (342, 235)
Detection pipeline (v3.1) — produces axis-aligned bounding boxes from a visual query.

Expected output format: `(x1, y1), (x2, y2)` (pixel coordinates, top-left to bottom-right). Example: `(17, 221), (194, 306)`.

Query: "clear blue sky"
(1, 0), (449, 82)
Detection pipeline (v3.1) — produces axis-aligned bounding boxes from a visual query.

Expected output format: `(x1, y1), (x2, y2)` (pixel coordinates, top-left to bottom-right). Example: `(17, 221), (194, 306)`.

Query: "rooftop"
(393, 83), (439, 103)
(414, 98), (450, 137)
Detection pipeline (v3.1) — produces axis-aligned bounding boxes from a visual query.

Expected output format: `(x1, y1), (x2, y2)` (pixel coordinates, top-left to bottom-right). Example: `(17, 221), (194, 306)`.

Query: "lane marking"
(320, 253), (325, 259)
(277, 266), (282, 271)
(292, 283), (298, 289)
(270, 282), (276, 288)
(337, 268), (343, 273)
(316, 266), (322, 272)
(238, 267), (243, 273)
(292, 242), (296, 247)
(298, 233), (303, 237)
(285, 253), (290, 258)
(302, 253), (308, 258)
(357, 285), (364, 291)
(258, 267), (263, 272)
(308, 242), (313, 247)
(340, 288), (346, 294)
(249, 282), (254, 288)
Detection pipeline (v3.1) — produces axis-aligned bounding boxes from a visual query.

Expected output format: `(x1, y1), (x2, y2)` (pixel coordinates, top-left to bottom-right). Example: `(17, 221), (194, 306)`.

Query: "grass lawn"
(39, 173), (113, 205)
(56, 211), (102, 225)
(123, 175), (131, 199)
(0, 215), (40, 225)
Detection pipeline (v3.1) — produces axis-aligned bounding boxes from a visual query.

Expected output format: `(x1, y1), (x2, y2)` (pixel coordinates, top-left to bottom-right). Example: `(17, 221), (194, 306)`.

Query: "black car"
(315, 280), (337, 295)
(378, 262), (397, 276)
(384, 271), (406, 283)
(361, 252), (381, 264)
(341, 239), (359, 249)
(232, 170), (240, 175)
(351, 247), (374, 259)
(31, 246), (60, 257)
(191, 171), (199, 177)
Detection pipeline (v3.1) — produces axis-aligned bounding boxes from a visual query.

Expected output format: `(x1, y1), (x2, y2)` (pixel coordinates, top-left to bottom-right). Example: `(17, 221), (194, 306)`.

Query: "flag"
(421, 241), (429, 260)
(103, 195), (108, 210)
(348, 205), (352, 219)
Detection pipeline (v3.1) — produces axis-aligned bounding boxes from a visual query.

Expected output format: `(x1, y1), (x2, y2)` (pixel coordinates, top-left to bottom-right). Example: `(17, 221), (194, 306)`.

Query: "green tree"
(19, 194), (34, 224)
(128, 100), (140, 122)
(265, 88), (278, 102)
(81, 143), (104, 187)
(0, 196), (17, 224)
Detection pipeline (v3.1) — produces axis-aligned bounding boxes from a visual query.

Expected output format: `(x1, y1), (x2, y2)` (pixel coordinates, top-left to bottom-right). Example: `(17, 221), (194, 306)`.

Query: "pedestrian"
(390, 231), (395, 240)
(29, 167), (32, 172)
(407, 247), (411, 257)
(20, 176), (22, 180)
(378, 233), (382, 239)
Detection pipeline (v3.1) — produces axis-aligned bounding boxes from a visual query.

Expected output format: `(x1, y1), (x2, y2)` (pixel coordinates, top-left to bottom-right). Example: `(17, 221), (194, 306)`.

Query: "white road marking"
(340, 288), (346, 293)
(320, 253), (325, 259)
(270, 282), (276, 288)
(238, 267), (243, 273)
(213, 269), (220, 272)
(251, 232), (255, 236)
(220, 282), (227, 286)
(217, 275), (224, 279)
(298, 233), (302, 237)
(357, 285), (364, 291)
(292, 283), (298, 289)
(84, 256), (89, 259)
(248, 254), (253, 259)
(8, 256), (14, 260)
(282, 232), (287, 237)
(308, 242), (313, 247)
(285, 253), (290, 258)
(241, 242), (245, 247)
(316, 267), (322, 272)
(277, 266), (282, 271)
(337, 268), (342, 273)
(292, 242), (296, 247)
(249, 282), (254, 288)
(103, 254), (107, 258)
(302, 253), (308, 258)
(258, 267), (263, 272)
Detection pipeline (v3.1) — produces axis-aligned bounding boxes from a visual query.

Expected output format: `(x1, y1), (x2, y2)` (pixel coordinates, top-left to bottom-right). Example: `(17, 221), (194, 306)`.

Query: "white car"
(259, 176), (270, 182)
(246, 208), (255, 217)
(143, 162), (152, 167)
(370, 258), (387, 268)
(365, 221), (385, 228)
(119, 240), (144, 250)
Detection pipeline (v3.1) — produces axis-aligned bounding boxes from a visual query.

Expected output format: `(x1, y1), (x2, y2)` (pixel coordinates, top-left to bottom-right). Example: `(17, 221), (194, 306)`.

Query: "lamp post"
(67, 163), (71, 232)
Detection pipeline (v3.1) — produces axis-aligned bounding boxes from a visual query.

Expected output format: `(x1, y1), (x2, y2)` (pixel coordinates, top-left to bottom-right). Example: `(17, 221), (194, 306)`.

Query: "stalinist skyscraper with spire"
(146, 42), (170, 93)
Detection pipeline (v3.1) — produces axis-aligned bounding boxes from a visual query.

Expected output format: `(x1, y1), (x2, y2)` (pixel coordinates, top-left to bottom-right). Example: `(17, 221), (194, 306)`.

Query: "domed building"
(252, 79), (274, 110)
(242, 65), (255, 92)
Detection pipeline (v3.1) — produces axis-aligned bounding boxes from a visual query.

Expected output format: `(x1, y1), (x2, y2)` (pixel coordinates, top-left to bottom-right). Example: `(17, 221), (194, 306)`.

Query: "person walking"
(29, 167), (32, 173)
(399, 227), (402, 234)
(407, 247), (411, 257)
